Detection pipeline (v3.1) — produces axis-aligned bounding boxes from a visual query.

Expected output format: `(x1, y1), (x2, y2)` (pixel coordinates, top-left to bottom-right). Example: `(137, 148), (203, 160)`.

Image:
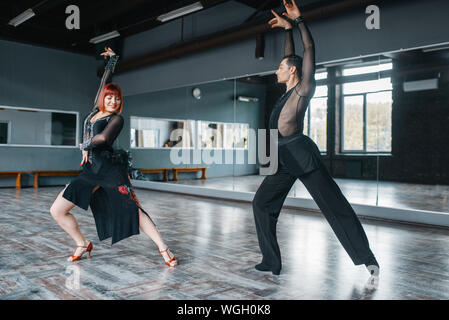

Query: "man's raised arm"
(283, 0), (316, 96)
(269, 9), (294, 56)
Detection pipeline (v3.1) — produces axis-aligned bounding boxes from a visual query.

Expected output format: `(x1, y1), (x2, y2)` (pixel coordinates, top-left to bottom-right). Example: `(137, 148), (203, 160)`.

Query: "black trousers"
(252, 156), (375, 272)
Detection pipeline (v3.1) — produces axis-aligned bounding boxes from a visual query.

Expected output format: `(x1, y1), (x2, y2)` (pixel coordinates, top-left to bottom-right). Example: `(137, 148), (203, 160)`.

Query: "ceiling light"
(324, 59), (363, 68)
(89, 31), (121, 44)
(422, 46), (449, 53)
(8, 8), (35, 27)
(157, 2), (203, 22)
(238, 96), (259, 102)
(256, 70), (276, 76)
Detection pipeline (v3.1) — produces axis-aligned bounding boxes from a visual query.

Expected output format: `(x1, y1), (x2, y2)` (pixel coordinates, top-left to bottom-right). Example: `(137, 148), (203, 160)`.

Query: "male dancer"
(252, 0), (379, 276)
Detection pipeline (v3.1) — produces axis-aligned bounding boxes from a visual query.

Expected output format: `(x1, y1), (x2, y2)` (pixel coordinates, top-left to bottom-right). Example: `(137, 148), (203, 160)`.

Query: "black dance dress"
(62, 55), (154, 245)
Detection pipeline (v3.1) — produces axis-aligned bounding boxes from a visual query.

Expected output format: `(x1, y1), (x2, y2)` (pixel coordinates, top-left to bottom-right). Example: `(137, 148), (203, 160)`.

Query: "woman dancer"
(50, 47), (177, 266)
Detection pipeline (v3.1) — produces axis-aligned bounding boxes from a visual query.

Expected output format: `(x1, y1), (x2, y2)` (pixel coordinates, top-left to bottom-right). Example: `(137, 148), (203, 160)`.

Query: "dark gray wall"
(117, 0), (449, 96)
(0, 39), (98, 187)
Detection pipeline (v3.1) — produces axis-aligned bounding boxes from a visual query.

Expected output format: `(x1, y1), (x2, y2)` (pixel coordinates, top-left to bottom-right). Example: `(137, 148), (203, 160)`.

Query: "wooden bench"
(138, 167), (209, 182)
(139, 168), (170, 182)
(172, 167), (208, 181)
(33, 170), (81, 188)
(0, 171), (30, 188)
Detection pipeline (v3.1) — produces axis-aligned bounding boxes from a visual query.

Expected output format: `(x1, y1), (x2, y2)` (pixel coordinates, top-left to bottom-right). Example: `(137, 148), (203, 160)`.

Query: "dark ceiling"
(0, 0), (335, 56)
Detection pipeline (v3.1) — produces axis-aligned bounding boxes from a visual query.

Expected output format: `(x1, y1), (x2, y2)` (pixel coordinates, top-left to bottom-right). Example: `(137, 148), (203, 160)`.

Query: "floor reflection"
(167, 175), (449, 212)
(1, 186), (448, 299)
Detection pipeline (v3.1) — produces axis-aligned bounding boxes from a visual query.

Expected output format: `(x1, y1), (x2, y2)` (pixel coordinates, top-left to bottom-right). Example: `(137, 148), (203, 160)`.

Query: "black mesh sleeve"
(284, 29), (295, 56)
(92, 55), (119, 111)
(295, 20), (315, 97)
(80, 115), (124, 150)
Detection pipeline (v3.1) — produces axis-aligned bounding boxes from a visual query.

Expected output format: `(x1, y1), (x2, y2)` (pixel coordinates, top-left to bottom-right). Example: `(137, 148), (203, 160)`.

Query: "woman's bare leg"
(50, 186), (99, 261)
(138, 209), (177, 266)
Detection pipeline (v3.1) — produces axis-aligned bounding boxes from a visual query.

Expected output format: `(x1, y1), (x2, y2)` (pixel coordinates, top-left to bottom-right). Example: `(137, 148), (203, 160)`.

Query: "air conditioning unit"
(403, 79), (438, 92)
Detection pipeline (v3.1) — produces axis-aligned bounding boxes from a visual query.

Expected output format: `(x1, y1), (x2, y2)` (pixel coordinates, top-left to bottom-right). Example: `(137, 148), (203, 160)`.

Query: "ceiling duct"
(115, 0), (400, 75)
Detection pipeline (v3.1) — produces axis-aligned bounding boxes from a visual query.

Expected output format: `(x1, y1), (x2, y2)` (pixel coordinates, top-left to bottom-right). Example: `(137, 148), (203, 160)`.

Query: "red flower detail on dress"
(118, 185), (129, 195)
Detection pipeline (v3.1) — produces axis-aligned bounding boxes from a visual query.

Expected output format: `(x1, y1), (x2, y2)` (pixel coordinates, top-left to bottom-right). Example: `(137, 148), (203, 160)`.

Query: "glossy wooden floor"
(168, 175), (449, 213)
(1, 186), (448, 300)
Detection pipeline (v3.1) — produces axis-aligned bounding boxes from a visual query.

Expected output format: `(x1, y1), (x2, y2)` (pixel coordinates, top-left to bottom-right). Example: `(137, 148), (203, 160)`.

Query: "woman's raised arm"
(92, 47), (119, 111)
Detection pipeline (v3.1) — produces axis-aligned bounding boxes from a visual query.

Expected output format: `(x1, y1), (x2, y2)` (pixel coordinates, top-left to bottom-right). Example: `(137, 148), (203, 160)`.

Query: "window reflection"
(130, 117), (195, 148)
(0, 106), (77, 146)
(304, 71), (328, 152)
(130, 116), (248, 149)
(199, 121), (249, 149)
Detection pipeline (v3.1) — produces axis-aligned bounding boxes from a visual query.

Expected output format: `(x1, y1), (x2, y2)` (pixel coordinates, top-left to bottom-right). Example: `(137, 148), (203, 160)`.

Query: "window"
(130, 117), (195, 148)
(0, 106), (78, 147)
(199, 121), (248, 149)
(130, 117), (249, 149)
(343, 63), (393, 76)
(199, 121), (223, 149)
(224, 123), (248, 149)
(303, 71), (328, 151)
(341, 63), (393, 153)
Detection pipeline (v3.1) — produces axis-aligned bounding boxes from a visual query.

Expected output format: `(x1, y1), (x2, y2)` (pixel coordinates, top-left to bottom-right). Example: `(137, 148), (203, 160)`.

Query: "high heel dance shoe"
(159, 247), (177, 267)
(69, 242), (93, 262)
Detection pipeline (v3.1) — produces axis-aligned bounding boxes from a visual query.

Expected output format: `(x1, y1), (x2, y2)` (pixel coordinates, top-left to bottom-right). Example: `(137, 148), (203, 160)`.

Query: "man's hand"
(268, 9), (293, 29)
(283, 0), (302, 20)
(100, 46), (116, 58)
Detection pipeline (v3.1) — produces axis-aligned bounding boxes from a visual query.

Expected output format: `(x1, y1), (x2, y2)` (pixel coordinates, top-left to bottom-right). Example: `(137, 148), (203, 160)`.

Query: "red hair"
(98, 83), (123, 114)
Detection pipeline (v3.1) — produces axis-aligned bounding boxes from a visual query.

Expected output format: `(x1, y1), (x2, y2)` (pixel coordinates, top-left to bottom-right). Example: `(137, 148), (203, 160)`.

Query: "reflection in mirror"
(341, 61), (393, 153)
(376, 47), (449, 213)
(130, 116), (195, 148)
(367, 91), (392, 152)
(198, 121), (248, 149)
(0, 106), (77, 146)
(132, 49), (449, 216)
(304, 71), (328, 151)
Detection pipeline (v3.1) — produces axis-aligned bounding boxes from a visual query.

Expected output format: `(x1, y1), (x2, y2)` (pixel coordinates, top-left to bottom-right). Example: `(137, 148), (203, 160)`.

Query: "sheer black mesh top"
(269, 19), (316, 138)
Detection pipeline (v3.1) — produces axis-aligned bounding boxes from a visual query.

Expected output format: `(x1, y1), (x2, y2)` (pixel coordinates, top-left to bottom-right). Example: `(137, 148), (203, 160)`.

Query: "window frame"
(303, 71), (329, 153)
(341, 88), (393, 154)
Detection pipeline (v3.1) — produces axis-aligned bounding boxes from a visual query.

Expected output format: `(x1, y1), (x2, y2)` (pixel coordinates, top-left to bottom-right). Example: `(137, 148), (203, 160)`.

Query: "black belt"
(277, 131), (306, 146)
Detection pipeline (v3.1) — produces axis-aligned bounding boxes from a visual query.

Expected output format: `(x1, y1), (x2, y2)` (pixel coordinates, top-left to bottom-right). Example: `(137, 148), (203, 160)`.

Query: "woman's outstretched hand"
(268, 9), (293, 29)
(283, 0), (302, 20)
(100, 46), (116, 58)
(80, 150), (88, 166)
